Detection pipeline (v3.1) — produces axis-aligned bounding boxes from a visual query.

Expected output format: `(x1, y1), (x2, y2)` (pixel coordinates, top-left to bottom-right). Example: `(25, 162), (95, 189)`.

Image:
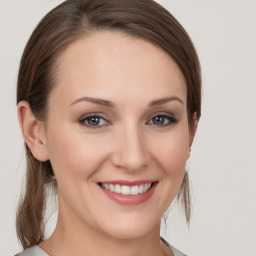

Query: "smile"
(100, 182), (152, 195)
(98, 181), (158, 205)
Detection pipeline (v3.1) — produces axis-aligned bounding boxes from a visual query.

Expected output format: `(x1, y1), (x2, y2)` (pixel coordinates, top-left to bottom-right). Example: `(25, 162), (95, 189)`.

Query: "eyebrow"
(150, 96), (184, 106)
(69, 96), (184, 108)
(70, 97), (114, 107)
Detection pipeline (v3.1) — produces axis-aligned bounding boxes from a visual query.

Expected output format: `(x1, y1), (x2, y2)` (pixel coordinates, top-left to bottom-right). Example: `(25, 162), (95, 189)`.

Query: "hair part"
(16, 0), (201, 249)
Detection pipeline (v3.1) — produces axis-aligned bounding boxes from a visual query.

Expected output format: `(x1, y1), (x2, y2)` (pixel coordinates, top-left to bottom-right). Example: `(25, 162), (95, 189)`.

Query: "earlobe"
(17, 101), (49, 161)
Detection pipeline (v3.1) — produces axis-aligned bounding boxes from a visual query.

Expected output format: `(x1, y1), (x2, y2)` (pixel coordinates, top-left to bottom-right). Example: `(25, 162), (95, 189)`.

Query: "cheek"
(152, 130), (189, 176)
(45, 125), (110, 181)
(149, 128), (190, 210)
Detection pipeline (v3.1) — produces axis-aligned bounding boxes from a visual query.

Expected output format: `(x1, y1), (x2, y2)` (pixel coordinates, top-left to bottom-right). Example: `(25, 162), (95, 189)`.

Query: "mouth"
(97, 181), (158, 205)
(98, 182), (155, 195)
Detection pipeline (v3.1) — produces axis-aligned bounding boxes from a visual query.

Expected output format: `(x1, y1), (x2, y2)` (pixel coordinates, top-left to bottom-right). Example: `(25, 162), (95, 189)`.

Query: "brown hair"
(16, 0), (201, 249)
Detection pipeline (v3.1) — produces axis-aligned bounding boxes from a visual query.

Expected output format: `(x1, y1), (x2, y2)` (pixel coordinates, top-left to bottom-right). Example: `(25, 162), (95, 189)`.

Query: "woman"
(15, 0), (201, 255)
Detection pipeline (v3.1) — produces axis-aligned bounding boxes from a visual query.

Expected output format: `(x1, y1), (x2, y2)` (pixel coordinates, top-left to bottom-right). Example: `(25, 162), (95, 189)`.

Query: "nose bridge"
(111, 121), (150, 172)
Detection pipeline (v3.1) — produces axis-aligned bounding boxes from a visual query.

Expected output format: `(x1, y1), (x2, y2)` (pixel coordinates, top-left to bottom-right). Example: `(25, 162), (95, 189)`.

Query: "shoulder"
(161, 237), (187, 256)
(15, 246), (49, 256)
(170, 245), (187, 256)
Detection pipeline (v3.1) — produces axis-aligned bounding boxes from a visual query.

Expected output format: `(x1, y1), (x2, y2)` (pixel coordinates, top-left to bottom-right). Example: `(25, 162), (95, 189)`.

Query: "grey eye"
(87, 116), (101, 126)
(152, 116), (166, 125)
(149, 114), (178, 126)
(79, 115), (108, 128)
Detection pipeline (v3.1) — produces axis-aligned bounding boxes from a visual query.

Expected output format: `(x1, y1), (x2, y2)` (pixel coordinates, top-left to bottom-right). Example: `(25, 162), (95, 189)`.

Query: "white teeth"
(115, 184), (122, 193)
(109, 184), (115, 192)
(138, 184), (144, 194)
(101, 182), (153, 195)
(131, 185), (139, 195)
(121, 185), (130, 195)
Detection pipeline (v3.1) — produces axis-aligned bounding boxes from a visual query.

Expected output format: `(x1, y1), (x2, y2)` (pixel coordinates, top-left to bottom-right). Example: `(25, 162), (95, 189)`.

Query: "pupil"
(153, 116), (164, 125)
(88, 117), (100, 126)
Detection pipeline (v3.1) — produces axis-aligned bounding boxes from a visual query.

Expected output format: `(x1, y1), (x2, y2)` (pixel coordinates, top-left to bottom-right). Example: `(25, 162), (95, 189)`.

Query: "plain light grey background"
(0, 0), (256, 255)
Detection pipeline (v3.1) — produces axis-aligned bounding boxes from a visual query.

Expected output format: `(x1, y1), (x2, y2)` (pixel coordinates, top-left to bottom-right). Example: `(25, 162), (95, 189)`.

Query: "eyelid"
(78, 111), (178, 129)
(78, 113), (111, 129)
(146, 112), (178, 126)
(147, 111), (175, 121)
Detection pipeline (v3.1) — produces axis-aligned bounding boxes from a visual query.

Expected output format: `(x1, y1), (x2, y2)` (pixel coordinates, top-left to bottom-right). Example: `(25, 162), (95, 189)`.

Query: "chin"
(96, 214), (159, 240)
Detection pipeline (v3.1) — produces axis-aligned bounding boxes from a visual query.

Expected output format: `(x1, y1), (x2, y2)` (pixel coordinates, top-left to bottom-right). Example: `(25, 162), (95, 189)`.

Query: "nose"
(111, 124), (150, 172)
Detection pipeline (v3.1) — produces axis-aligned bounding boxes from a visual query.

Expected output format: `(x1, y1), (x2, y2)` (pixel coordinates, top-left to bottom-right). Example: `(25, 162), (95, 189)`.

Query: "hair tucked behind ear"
(16, 146), (55, 248)
(178, 173), (191, 224)
(16, 0), (201, 249)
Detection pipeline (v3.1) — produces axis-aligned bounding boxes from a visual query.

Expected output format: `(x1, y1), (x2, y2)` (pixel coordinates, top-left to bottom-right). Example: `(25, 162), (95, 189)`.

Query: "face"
(42, 31), (194, 239)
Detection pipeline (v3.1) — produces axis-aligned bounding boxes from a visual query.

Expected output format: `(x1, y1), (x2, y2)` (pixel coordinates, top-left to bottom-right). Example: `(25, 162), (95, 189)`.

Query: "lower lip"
(100, 182), (157, 205)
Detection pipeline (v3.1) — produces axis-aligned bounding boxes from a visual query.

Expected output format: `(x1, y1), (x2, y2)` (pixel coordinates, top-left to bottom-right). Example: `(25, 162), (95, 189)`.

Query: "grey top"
(161, 237), (187, 256)
(15, 237), (186, 256)
(15, 246), (48, 256)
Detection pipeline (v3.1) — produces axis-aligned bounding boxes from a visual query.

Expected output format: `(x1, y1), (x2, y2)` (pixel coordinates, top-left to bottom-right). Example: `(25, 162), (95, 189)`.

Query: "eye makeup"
(78, 111), (179, 130)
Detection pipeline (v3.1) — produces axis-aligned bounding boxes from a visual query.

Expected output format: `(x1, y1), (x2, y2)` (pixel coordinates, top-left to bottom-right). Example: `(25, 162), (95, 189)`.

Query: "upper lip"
(98, 180), (156, 186)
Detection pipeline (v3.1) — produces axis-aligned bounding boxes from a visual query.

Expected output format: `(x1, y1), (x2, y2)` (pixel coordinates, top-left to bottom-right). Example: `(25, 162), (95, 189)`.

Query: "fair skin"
(18, 31), (197, 256)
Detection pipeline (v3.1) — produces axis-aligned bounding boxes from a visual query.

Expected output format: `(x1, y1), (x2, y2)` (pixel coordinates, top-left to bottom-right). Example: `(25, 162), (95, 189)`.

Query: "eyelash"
(148, 113), (178, 127)
(78, 113), (178, 129)
(79, 114), (110, 129)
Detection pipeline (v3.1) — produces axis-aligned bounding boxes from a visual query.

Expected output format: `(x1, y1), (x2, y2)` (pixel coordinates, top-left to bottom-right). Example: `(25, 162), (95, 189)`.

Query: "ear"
(188, 112), (198, 157)
(17, 101), (49, 161)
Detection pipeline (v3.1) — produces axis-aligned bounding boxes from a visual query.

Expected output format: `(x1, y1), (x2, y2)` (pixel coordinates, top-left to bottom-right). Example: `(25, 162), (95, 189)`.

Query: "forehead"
(52, 31), (187, 106)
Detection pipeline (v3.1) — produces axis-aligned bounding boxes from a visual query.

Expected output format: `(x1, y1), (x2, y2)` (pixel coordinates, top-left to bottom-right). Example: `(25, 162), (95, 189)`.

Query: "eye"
(148, 114), (178, 127)
(79, 114), (109, 129)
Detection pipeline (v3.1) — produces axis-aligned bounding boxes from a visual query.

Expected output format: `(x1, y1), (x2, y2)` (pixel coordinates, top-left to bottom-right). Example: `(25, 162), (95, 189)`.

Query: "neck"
(40, 197), (170, 256)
